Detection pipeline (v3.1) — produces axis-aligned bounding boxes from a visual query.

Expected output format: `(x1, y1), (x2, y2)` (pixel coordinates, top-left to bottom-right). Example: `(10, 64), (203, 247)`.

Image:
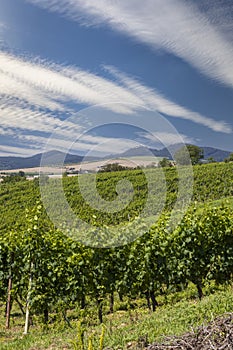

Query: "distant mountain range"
(0, 151), (96, 171)
(0, 145), (231, 171)
(117, 145), (231, 162)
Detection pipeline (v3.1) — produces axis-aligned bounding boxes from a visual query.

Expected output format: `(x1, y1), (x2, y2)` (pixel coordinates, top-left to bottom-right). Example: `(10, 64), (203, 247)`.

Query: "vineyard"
(0, 162), (233, 348)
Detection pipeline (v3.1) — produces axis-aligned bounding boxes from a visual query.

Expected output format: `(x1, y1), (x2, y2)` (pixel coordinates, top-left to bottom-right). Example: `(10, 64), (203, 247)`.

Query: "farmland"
(0, 161), (233, 349)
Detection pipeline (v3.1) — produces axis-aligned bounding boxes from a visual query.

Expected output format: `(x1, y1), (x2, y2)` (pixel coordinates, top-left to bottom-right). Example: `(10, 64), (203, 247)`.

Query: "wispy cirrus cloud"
(136, 131), (195, 147)
(196, 0), (233, 38)
(0, 144), (38, 156)
(0, 51), (137, 114)
(0, 50), (231, 156)
(17, 133), (138, 156)
(105, 65), (231, 133)
(0, 51), (230, 131)
(27, 0), (233, 88)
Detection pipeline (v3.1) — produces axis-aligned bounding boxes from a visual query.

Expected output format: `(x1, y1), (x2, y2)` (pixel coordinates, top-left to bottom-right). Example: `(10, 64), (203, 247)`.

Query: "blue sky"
(0, 0), (232, 157)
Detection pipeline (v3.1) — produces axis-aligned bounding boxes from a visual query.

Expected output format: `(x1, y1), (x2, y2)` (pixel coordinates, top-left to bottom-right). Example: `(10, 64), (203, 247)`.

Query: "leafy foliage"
(175, 145), (204, 165)
(224, 152), (233, 162)
(158, 158), (172, 167)
(0, 162), (233, 331)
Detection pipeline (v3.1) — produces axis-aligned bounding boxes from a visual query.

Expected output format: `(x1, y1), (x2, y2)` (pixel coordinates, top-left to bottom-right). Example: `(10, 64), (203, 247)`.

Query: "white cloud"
(137, 131), (195, 146)
(0, 144), (38, 157)
(0, 101), (84, 140)
(27, 0), (233, 88)
(0, 50), (231, 156)
(0, 51), (140, 114)
(0, 74), (65, 111)
(0, 104), (61, 132)
(196, 0), (233, 40)
(17, 132), (138, 156)
(105, 66), (231, 133)
(1, 51), (229, 132)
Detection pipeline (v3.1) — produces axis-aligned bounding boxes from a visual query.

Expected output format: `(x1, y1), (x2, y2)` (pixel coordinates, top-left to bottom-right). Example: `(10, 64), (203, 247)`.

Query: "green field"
(1, 162), (233, 232)
(0, 162), (233, 349)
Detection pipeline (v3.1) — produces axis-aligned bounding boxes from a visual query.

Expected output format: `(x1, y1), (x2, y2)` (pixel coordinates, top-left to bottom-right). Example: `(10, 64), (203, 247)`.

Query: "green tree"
(99, 163), (129, 172)
(224, 153), (233, 163)
(2, 174), (26, 183)
(207, 157), (216, 163)
(158, 158), (171, 167)
(175, 145), (204, 165)
(18, 170), (25, 177)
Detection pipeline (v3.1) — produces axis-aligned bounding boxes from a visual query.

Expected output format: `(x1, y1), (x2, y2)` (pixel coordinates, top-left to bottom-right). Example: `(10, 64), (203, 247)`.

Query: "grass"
(0, 283), (232, 350)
